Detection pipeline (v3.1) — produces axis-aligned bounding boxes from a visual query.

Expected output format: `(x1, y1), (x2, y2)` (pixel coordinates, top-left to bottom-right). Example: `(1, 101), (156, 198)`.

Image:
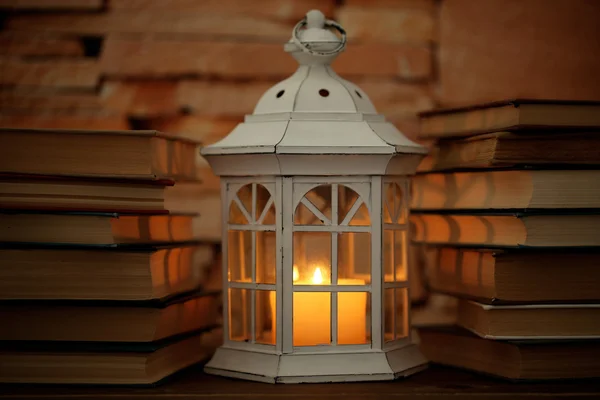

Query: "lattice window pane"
(396, 183), (406, 224)
(293, 231), (331, 285)
(384, 182), (404, 224)
(256, 231), (276, 284)
(229, 288), (251, 342)
(237, 185), (253, 219)
(261, 203), (276, 225)
(394, 230), (407, 282)
(229, 201), (249, 224)
(294, 201), (324, 225)
(305, 185), (332, 222)
(348, 203), (370, 226)
(337, 292), (370, 345)
(395, 288), (408, 339)
(256, 290), (275, 345)
(384, 183), (395, 223)
(384, 229), (394, 282)
(293, 291), (330, 346)
(338, 232), (371, 284)
(255, 185), (274, 225)
(338, 185), (360, 224)
(384, 288), (394, 343)
(228, 230), (252, 282)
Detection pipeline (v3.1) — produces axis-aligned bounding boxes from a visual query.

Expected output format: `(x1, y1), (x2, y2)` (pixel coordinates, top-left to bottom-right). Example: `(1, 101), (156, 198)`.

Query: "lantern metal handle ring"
(291, 17), (347, 56)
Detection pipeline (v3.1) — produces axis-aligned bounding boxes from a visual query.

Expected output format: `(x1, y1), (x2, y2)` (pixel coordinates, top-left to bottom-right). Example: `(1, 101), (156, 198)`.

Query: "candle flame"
(293, 265), (299, 282)
(312, 267), (323, 284)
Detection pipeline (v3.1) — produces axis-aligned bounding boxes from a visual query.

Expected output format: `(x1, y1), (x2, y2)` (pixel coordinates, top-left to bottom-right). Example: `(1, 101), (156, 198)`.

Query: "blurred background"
(1, 0), (599, 312)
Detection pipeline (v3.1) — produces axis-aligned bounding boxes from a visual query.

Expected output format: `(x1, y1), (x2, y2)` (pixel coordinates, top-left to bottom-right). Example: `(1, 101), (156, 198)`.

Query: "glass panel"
(228, 230), (252, 282)
(293, 232), (331, 285)
(384, 230), (393, 282)
(256, 231), (276, 284)
(348, 203), (370, 226)
(237, 185), (253, 221)
(395, 288), (408, 339)
(255, 184), (271, 222)
(384, 183), (394, 223)
(394, 230), (407, 281)
(293, 291), (330, 346)
(337, 292), (370, 345)
(261, 203), (276, 225)
(256, 290), (275, 345)
(338, 232), (371, 285)
(384, 288), (394, 343)
(305, 185), (332, 222)
(338, 185), (359, 224)
(229, 200), (248, 224)
(294, 202), (324, 225)
(229, 288), (251, 342)
(395, 183), (406, 224)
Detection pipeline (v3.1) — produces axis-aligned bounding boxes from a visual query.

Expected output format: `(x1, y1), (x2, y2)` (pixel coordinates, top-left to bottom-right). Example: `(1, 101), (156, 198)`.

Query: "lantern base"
(204, 343), (428, 383)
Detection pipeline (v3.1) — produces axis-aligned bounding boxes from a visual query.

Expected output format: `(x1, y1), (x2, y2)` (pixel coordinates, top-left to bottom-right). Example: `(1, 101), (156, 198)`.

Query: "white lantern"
(202, 10), (429, 383)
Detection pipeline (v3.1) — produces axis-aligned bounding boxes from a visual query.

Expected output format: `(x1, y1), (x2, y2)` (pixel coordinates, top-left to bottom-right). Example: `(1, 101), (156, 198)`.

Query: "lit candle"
(269, 265), (367, 346)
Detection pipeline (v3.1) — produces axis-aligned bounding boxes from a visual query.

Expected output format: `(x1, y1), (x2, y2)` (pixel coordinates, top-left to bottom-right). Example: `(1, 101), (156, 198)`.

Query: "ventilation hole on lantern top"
(276, 90), (285, 98)
(319, 89), (330, 97)
(355, 90), (363, 99)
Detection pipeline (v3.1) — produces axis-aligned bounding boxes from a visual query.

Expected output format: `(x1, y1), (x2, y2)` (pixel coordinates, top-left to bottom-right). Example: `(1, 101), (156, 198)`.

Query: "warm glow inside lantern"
(202, 10), (429, 383)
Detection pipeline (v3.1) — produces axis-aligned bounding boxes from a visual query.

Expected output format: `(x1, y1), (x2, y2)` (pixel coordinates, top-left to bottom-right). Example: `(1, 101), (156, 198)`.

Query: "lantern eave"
(201, 118), (428, 158)
(203, 152), (425, 177)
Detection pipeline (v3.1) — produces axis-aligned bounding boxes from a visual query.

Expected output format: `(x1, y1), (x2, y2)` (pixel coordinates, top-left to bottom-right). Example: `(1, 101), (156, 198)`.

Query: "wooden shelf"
(1, 364), (599, 399)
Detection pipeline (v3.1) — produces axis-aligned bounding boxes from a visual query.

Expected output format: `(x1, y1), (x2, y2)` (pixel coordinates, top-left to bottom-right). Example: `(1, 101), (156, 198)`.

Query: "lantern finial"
(286, 9), (346, 65)
(305, 9), (325, 29)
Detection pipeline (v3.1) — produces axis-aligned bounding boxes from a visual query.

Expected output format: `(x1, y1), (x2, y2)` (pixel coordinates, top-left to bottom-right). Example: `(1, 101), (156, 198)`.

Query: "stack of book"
(410, 100), (600, 380)
(0, 128), (223, 385)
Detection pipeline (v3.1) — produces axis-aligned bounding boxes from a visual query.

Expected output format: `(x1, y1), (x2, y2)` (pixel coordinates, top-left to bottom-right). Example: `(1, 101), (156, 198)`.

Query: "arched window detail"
(291, 182), (372, 348)
(226, 182), (276, 347)
(293, 184), (370, 226)
(229, 183), (275, 225)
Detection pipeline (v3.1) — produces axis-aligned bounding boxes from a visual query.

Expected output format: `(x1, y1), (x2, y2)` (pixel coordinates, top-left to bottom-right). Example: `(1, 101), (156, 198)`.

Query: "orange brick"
(101, 36), (432, 80)
(177, 81), (273, 118)
(100, 36), (295, 79)
(108, 0), (336, 21)
(100, 81), (180, 118)
(336, 6), (437, 44)
(0, 92), (102, 115)
(0, 33), (84, 57)
(439, 0), (600, 106)
(344, 0), (436, 13)
(149, 115), (238, 144)
(335, 43), (432, 80)
(388, 116), (420, 142)
(6, 11), (291, 39)
(0, 0), (102, 9)
(0, 115), (129, 130)
(356, 80), (435, 119)
(0, 60), (99, 89)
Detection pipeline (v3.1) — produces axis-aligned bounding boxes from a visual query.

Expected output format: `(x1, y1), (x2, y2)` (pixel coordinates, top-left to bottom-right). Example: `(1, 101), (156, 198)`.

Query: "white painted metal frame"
(290, 178), (372, 352)
(222, 175), (414, 353)
(223, 177), (281, 353)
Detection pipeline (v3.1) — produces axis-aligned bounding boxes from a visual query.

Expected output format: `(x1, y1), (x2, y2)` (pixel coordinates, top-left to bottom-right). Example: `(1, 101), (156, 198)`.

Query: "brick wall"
(2, 1), (598, 145)
(0, 0), (438, 140)
(0, 0), (438, 209)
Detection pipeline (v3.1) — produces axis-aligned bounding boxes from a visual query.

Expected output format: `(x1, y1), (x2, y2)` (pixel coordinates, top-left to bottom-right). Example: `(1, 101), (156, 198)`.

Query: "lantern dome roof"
(201, 10), (427, 170)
